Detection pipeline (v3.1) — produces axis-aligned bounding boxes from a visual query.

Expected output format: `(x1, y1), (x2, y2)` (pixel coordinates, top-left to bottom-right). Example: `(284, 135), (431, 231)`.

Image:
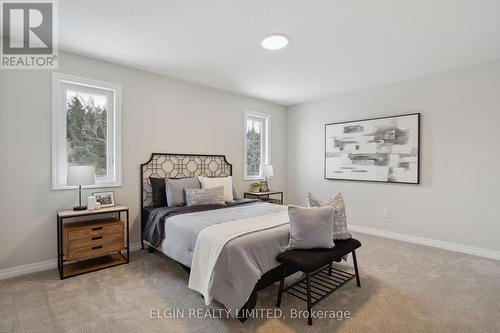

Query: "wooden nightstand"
(244, 191), (284, 205)
(57, 205), (129, 279)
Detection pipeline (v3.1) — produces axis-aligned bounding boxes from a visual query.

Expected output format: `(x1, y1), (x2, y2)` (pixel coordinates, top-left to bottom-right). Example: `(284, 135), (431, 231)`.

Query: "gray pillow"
(307, 192), (352, 240)
(185, 186), (225, 206)
(287, 205), (335, 250)
(165, 177), (201, 206)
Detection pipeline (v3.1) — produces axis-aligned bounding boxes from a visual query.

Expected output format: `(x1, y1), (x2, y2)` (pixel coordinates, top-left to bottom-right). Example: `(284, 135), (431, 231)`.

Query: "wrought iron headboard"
(140, 153), (233, 209)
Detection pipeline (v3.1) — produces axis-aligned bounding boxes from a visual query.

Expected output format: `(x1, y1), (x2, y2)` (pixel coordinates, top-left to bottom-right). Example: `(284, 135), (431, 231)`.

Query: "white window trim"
(243, 110), (271, 181)
(52, 72), (122, 190)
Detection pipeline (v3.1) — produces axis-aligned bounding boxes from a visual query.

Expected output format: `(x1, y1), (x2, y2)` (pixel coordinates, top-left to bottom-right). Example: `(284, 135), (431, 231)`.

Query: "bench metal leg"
(276, 264), (286, 307)
(328, 263), (333, 276)
(306, 273), (313, 325)
(352, 250), (361, 287)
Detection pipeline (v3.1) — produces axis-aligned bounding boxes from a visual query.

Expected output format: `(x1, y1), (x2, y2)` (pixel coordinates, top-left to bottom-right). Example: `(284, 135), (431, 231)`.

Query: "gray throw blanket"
(143, 200), (291, 313)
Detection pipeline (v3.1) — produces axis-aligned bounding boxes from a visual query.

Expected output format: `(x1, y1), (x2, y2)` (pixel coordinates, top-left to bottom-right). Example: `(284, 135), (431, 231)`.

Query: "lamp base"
(73, 206), (87, 211)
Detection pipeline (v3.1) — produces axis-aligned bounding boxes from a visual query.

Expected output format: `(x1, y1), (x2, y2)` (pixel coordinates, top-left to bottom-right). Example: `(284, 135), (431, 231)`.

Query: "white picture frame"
(92, 191), (115, 207)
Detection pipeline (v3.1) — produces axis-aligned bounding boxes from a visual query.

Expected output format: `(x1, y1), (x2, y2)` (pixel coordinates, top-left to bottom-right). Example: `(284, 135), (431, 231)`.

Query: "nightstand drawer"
(261, 198), (281, 204)
(65, 240), (124, 261)
(67, 232), (123, 250)
(67, 220), (123, 241)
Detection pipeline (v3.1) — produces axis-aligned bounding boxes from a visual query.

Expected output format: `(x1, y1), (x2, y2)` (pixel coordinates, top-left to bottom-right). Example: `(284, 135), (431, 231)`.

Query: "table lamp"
(67, 165), (95, 211)
(261, 164), (274, 191)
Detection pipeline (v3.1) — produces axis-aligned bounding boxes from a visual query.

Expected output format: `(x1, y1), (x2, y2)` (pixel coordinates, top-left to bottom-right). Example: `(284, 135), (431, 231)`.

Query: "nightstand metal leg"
(126, 210), (130, 263)
(57, 216), (64, 279)
(57, 216), (60, 275)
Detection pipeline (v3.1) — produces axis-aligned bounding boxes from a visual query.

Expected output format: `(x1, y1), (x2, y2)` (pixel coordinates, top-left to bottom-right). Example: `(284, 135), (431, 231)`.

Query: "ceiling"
(59, 0), (500, 106)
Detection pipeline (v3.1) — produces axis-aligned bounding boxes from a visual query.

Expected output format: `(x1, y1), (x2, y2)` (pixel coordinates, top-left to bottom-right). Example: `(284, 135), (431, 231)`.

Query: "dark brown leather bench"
(275, 238), (362, 325)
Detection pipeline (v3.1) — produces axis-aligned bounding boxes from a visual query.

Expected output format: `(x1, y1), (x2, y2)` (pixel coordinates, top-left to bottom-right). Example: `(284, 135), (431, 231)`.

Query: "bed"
(140, 153), (299, 321)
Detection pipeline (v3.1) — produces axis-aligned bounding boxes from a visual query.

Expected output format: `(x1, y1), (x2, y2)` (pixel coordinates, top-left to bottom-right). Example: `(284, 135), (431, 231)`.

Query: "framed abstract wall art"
(324, 113), (420, 184)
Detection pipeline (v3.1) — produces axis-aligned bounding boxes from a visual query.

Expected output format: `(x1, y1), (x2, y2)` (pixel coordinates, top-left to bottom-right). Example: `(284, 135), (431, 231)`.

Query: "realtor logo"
(1, 0), (58, 69)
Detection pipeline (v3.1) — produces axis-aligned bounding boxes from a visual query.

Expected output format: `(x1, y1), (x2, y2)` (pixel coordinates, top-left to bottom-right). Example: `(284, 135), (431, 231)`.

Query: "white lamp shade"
(261, 165), (274, 178)
(67, 166), (95, 186)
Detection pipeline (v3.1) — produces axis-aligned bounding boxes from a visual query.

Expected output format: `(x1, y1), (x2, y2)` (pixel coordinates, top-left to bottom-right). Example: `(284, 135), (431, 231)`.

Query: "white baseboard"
(0, 258), (58, 280)
(0, 242), (143, 280)
(349, 224), (500, 261)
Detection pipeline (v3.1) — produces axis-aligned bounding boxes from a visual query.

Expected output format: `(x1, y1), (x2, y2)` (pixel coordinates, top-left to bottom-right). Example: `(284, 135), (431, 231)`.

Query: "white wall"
(0, 52), (286, 269)
(286, 60), (500, 252)
(2, 52), (499, 271)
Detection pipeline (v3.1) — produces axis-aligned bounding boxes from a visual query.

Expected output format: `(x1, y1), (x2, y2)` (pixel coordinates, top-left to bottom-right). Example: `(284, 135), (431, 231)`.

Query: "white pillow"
(198, 176), (234, 202)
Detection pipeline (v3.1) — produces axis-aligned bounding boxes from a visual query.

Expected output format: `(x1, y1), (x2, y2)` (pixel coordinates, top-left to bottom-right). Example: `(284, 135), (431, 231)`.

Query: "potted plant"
(249, 182), (261, 193)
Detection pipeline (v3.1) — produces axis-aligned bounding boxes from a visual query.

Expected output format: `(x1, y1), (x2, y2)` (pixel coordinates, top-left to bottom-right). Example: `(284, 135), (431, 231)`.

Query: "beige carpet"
(1, 232), (499, 333)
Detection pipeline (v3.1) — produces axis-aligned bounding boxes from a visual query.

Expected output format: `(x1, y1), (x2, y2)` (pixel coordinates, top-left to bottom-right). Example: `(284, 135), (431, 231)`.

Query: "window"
(52, 73), (122, 189)
(244, 111), (270, 180)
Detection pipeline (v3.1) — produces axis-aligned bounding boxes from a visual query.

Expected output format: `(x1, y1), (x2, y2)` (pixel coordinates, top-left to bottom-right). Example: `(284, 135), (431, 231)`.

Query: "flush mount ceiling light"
(261, 34), (289, 50)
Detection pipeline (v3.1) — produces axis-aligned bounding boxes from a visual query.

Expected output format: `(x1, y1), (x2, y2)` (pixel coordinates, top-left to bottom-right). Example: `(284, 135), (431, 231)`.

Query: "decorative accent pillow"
(198, 176), (234, 202)
(166, 177), (201, 206)
(185, 186), (225, 206)
(287, 205), (335, 250)
(307, 192), (352, 240)
(149, 177), (167, 207)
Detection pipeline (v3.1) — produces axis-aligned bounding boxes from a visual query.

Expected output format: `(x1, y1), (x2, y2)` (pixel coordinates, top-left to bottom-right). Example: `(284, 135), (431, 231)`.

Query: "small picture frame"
(92, 191), (115, 208)
(260, 180), (269, 192)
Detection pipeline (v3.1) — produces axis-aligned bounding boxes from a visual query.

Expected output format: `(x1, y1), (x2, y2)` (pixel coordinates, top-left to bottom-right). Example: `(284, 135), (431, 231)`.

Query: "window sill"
(52, 182), (123, 191)
(244, 176), (264, 181)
